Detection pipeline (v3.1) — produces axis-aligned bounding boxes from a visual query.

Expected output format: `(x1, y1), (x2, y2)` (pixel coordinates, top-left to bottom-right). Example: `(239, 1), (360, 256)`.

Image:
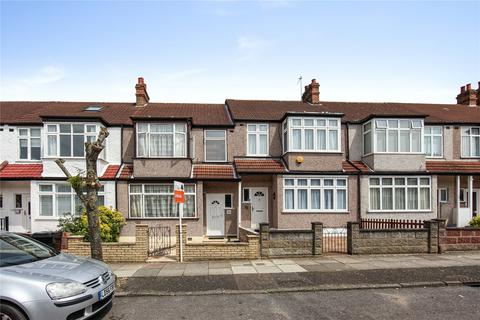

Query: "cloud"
(236, 36), (271, 62)
(22, 65), (65, 85)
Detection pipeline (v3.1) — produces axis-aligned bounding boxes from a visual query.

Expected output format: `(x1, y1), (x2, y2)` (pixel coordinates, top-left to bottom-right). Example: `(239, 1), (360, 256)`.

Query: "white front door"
(251, 188), (268, 229)
(206, 194), (225, 236)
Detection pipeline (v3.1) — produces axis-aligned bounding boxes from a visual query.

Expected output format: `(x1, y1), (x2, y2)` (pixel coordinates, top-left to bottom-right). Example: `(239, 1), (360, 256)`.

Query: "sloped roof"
(234, 158), (286, 173)
(100, 164), (121, 179)
(426, 161), (480, 174)
(192, 164), (237, 180)
(0, 162), (43, 179)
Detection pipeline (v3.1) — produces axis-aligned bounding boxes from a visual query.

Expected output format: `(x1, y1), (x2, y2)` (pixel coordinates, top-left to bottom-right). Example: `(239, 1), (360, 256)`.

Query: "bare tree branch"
(54, 159), (72, 178)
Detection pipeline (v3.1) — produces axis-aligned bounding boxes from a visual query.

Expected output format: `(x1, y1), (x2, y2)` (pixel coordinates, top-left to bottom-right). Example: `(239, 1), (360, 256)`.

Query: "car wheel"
(0, 303), (27, 320)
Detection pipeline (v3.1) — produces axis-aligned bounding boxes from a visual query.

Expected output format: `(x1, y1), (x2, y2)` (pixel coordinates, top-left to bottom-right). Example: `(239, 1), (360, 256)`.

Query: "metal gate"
(148, 226), (172, 256)
(323, 227), (347, 254)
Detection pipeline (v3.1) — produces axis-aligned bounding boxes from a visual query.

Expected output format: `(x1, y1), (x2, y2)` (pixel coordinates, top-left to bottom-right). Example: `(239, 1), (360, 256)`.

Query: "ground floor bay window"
(129, 183), (196, 218)
(283, 177), (348, 212)
(369, 177), (431, 212)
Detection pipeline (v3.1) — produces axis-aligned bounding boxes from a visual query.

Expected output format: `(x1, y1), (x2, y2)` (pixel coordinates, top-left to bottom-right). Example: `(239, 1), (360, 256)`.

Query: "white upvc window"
(204, 130), (227, 162)
(461, 126), (480, 158)
(45, 123), (101, 158)
(438, 188), (449, 203)
(282, 117), (341, 153)
(283, 177), (348, 212)
(424, 126), (443, 158)
(368, 176), (431, 212)
(18, 127), (41, 160)
(136, 123), (186, 158)
(363, 119), (424, 155)
(247, 124), (269, 156)
(129, 184), (196, 218)
(39, 184), (105, 217)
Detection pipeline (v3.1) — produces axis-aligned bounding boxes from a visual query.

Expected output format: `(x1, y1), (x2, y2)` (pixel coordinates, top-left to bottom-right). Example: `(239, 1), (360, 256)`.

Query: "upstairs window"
(424, 126), (443, 158)
(46, 124), (100, 158)
(247, 124), (268, 156)
(18, 128), (41, 160)
(363, 119), (424, 154)
(282, 117), (340, 153)
(461, 127), (480, 158)
(137, 123), (186, 158)
(204, 130), (227, 162)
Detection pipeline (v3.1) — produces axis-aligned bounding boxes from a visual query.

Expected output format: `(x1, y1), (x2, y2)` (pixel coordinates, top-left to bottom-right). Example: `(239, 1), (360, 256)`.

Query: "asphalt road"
(103, 286), (480, 320)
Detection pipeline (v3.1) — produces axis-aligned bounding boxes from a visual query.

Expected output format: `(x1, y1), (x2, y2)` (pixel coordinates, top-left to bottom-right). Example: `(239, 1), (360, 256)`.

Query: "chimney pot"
(466, 83), (472, 91)
(461, 86), (465, 93)
(138, 77), (144, 84)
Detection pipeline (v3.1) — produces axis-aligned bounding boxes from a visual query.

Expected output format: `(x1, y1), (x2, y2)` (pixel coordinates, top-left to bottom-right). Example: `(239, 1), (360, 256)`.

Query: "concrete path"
(110, 252), (480, 278)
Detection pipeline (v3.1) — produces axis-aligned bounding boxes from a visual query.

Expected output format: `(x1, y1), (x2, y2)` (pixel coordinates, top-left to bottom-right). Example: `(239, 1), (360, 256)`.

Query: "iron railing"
(148, 226), (172, 256)
(323, 228), (347, 253)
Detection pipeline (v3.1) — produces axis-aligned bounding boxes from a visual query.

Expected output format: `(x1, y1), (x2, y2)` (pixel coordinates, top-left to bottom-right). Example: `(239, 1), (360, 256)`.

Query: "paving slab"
(277, 264), (307, 273)
(254, 266), (282, 274)
(272, 259), (296, 265)
(184, 264), (209, 276)
(209, 268), (233, 275)
(230, 260), (253, 266)
(232, 266), (257, 274)
(157, 269), (184, 277)
(131, 268), (162, 277)
(208, 261), (231, 269)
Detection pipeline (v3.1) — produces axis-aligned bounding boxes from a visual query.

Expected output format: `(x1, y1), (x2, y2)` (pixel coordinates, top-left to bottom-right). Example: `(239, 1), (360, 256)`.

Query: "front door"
(206, 194), (225, 236)
(251, 188), (268, 229)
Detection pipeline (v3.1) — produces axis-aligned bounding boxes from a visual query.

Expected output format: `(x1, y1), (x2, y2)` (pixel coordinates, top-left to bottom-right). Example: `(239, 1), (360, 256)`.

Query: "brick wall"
(439, 227), (480, 252)
(175, 225), (260, 261)
(347, 220), (440, 254)
(259, 222), (323, 258)
(63, 224), (148, 263)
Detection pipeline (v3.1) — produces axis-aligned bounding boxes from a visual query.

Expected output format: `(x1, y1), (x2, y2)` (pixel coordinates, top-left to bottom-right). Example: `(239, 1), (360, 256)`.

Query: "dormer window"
(363, 119), (424, 155)
(282, 117), (341, 153)
(136, 123), (187, 158)
(45, 123), (99, 157)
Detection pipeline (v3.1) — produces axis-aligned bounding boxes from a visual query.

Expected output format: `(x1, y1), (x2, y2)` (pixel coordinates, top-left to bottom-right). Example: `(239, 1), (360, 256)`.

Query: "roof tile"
(426, 161), (480, 174)
(192, 164), (236, 180)
(234, 158), (286, 173)
(100, 164), (120, 179)
(0, 163), (43, 179)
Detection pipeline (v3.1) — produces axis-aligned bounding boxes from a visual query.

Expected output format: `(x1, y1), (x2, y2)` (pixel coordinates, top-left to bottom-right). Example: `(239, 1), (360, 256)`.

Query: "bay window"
(137, 123), (186, 158)
(424, 126), (443, 158)
(129, 184), (196, 218)
(461, 127), (480, 158)
(363, 119), (424, 154)
(39, 184), (105, 217)
(282, 117), (341, 153)
(247, 124), (268, 156)
(369, 177), (431, 212)
(283, 177), (348, 212)
(46, 124), (100, 158)
(204, 130), (227, 162)
(18, 128), (41, 160)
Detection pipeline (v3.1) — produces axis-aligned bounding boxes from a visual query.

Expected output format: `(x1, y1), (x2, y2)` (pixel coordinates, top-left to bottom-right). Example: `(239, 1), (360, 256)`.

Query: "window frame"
(204, 130), (227, 162)
(282, 176), (348, 213)
(282, 117), (341, 154)
(242, 188), (251, 203)
(368, 176), (431, 212)
(136, 122), (187, 158)
(363, 118), (425, 155)
(461, 126), (480, 158)
(246, 123), (269, 156)
(224, 194), (233, 209)
(18, 127), (42, 161)
(438, 188), (449, 203)
(424, 126), (443, 158)
(128, 183), (197, 219)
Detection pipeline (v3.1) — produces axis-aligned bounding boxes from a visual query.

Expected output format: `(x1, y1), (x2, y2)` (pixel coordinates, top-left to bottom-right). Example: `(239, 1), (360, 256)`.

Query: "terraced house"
(0, 78), (479, 243)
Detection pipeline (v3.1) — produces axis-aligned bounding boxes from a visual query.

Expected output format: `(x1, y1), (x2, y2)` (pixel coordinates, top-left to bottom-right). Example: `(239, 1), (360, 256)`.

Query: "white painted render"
(0, 181), (31, 232)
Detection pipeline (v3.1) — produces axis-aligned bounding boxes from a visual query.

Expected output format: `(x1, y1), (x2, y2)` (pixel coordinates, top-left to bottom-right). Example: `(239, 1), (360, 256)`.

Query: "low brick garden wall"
(439, 227), (480, 252)
(63, 224), (149, 263)
(259, 222), (323, 258)
(175, 225), (260, 261)
(347, 220), (440, 254)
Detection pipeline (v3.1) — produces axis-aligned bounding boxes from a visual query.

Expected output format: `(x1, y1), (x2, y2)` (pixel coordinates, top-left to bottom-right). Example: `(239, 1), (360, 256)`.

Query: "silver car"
(0, 231), (115, 320)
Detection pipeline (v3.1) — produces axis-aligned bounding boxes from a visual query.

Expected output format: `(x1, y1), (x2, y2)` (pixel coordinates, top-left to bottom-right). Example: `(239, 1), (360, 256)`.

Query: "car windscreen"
(0, 233), (59, 267)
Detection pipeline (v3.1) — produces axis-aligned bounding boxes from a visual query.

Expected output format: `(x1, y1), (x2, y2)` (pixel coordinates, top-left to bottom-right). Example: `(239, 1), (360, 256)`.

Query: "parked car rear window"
(0, 233), (58, 267)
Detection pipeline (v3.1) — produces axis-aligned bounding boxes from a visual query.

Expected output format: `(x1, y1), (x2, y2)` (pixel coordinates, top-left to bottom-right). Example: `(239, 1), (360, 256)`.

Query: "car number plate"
(98, 282), (115, 300)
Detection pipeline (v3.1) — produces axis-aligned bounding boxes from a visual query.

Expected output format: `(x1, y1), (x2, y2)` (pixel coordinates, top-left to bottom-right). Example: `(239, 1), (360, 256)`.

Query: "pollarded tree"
(55, 127), (109, 260)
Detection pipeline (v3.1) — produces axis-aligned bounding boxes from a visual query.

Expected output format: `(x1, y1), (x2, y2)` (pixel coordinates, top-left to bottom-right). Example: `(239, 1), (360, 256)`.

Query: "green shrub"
(469, 216), (480, 228)
(58, 206), (125, 242)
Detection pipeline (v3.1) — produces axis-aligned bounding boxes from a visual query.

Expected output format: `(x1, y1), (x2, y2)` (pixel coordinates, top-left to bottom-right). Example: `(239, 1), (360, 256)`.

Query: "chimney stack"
(302, 79), (320, 104)
(135, 77), (150, 107)
(456, 82), (479, 106)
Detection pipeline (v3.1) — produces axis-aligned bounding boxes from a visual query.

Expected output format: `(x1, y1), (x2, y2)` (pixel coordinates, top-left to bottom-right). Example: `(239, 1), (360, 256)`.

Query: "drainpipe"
(237, 181), (242, 239)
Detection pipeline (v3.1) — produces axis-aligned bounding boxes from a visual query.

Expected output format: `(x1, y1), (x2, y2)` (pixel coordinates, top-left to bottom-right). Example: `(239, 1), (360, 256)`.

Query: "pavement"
(110, 252), (480, 296)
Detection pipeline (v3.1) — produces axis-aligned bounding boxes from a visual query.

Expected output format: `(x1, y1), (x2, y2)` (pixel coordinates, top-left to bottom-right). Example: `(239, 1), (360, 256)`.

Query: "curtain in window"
(419, 187), (430, 210)
(376, 130), (386, 152)
(317, 129), (326, 150)
(57, 195), (72, 216)
(407, 188), (418, 210)
(175, 133), (186, 157)
(40, 195), (53, 216)
(395, 188), (406, 210)
(329, 130), (338, 150)
(145, 195), (161, 217)
(130, 195), (142, 217)
(305, 129), (314, 150)
(150, 134), (173, 157)
(424, 136), (432, 156)
(248, 134), (256, 154)
(370, 188), (380, 210)
(324, 189), (334, 209)
(292, 129), (301, 149)
(388, 131), (398, 152)
(399, 131), (410, 152)
(138, 133), (147, 156)
(432, 136), (442, 157)
(382, 188), (393, 210)
(473, 136), (480, 157)
(184, 195), (195, 217)
(337, 190), (346, 210)
(311, 190), (321, 209)
(285, 189), (294, 209)
(411, 130), (421, 152)
(259, 134), (268, 154)
(47, 136), (57, 156)
(298, 189), (307, 209)
(205, 140), (226, 161)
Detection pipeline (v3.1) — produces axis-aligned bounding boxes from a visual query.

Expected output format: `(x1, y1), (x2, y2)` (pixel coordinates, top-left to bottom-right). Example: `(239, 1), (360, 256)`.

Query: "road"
(103, 286), (480, 320)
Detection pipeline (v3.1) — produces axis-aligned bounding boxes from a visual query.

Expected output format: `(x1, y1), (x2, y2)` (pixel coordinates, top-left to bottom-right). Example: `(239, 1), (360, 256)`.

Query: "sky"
(1, 0), (479, 104)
